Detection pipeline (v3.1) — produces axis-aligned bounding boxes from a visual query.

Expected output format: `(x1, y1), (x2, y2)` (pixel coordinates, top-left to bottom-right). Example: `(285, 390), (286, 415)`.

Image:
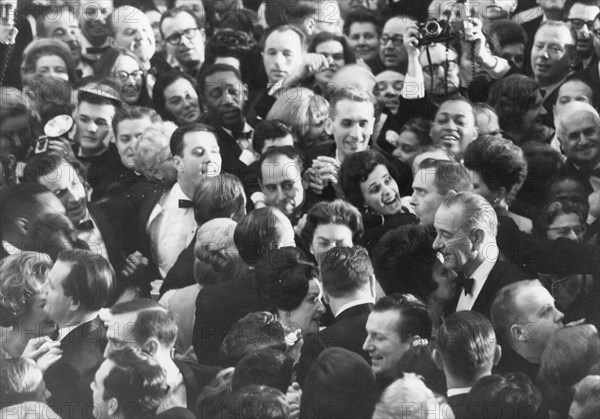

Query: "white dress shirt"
(146, 183), (197, 278)
(456, 245), (499, 312)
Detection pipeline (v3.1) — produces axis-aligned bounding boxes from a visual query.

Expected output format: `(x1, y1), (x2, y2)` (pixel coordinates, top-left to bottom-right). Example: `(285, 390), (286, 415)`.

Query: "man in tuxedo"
(0, 183), (67, 259)
(491, 279), (565, 381)
(433, 192), (526, 319)
(363, 293), (432, 392)
(104, 299), (219, 415)
(556, 101), (600, 196)
(22, 155), (141, 289)
(201, 63), (256, 190)
(318, 246), (376, 361)
(433, 311), (501, 418)
(136, 123), (221, 280)
(77, 0), (113, 65)
(42, 249), (115, 419)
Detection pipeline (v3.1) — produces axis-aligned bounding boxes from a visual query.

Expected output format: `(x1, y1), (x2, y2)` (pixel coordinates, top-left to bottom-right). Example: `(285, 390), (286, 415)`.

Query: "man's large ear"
(469, 228), (485, 251)
(243, 83), (249, 101)
(325, 116), (333, 135)
(172, 154), (184, 174)
(107, 36), (116, 48)
(141, 338), (160, 357)
(303, 17), (316, 36)
(16, 217), (29, 235)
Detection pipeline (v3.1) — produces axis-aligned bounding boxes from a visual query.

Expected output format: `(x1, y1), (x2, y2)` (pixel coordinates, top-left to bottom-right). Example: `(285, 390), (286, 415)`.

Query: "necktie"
(178, 199), (193, 208)
(456, 273), (474, 296)
(77, 220), (95, 231)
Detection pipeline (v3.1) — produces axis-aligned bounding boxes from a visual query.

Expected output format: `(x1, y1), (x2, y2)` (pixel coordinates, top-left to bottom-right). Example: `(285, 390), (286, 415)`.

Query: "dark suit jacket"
(173, 358), (221, 408)
(444, 259), (526, 320)
(128, 181), (171, 278)
(44, 316), (107, 419)
(318, 303), (373, 362)
(572, 62), (600, 112)
(75, 143), (122, 202)
(521, 15), (542, 76)
(447, 392), (470, 419)
(192, 270), (266, 366)
(160, 237), (196, 296)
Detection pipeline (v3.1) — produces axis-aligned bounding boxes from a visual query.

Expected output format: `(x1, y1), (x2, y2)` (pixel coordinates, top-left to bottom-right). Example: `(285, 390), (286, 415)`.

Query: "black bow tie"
(178, 199), (193, 208)
(77, 220), (95, 231)
(456, 273), (474, 296)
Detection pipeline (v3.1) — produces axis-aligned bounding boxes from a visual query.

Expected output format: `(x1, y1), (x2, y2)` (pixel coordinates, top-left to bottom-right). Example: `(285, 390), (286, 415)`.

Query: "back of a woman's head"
(228, 385), (290, 419)
(0, 357), (46, 407)
(254, 247), (316, 312)
(233, 207), (287, 266)
(194, 218), (246, 286)
(300, 347), (377, 419)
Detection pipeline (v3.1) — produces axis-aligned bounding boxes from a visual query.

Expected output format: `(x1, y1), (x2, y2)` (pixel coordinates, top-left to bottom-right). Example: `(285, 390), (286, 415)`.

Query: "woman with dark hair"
(463, 135), (530, 231)
(254, 247), (326, 337)
(300, 199), (364, 264)
(487, 74), (553, 144)
(300, 347), (378, 419)
(339, 150), (416, 252)
(308, 32), (356, 94)
(152, 70), (202, 125)
(20, 39), (78, 84)
(94, 48), (152, 106)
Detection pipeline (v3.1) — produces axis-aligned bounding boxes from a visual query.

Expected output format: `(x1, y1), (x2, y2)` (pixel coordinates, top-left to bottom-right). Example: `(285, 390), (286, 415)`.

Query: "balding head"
(555, 101), (600, 169)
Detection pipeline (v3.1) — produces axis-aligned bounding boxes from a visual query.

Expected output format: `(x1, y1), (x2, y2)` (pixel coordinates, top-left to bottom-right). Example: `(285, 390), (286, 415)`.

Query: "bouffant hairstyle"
(487, 74), (541, 135)
(463, 135), (528, 205)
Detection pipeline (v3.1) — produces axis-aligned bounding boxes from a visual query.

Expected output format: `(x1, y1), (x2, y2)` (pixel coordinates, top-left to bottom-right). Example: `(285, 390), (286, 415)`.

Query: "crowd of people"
(1, 0), (600, 418)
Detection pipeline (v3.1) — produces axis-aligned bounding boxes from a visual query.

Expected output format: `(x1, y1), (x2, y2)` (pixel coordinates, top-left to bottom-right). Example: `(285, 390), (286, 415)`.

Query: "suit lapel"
(88, 204), (119, 265)
(471, 261), (502, 314)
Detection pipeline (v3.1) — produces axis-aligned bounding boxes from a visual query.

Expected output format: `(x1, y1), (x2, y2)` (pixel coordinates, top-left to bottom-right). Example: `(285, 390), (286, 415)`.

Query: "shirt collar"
(335, 297), (375, 318)
(447, 387), (472, 397)
(470, 243), (499, 284)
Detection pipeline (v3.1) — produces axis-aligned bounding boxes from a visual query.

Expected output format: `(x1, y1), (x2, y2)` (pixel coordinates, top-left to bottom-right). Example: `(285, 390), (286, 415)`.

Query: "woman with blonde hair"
(267, 88), (330, 153)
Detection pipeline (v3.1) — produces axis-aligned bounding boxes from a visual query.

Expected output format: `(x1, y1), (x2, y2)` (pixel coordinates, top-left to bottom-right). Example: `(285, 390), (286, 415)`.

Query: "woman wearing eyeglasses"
(533, 201), (599, 326)
(95, 48), (152, 106)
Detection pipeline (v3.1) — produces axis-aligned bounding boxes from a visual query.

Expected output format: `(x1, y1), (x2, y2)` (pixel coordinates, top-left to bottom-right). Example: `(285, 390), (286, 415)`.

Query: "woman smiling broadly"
(94, 48), (152, 107)
(339, 150), (416, 253)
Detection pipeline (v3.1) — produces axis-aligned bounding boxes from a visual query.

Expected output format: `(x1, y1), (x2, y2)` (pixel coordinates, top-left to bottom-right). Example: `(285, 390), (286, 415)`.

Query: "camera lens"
(425, 21), (442, 36)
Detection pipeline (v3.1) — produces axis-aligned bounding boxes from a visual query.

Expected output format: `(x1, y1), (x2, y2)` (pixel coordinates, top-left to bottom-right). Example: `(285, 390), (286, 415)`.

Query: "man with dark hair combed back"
(433, 311), (501, 418)
(318, 245), (376, 362)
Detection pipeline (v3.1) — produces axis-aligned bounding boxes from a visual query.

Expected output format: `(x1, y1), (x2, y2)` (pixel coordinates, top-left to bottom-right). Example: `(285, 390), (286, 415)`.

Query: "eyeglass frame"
(165, 27), (199, 46)
(113, 69), (144, 82)
(379, 34), (404, 46)
(567, 18), (596, 31)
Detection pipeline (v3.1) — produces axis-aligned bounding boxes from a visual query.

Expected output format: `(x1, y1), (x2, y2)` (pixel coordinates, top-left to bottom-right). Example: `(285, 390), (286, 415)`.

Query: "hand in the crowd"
(47, 137), (77, 161)
(385, 130), (401, 147)
(404, 26), (421, 59)
(286, 382), (302, 419)
(461, 17), (485, 44)
(22, 336), (63, 373)
(290, 53), (329, 82)
(121, 251), (149, 277)
(294, 213), (307, 237)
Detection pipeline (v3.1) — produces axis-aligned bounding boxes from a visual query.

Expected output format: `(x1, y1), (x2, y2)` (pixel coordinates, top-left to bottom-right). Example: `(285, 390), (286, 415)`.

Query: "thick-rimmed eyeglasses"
(165, 28), (199, 46)
(113, 70), (144, 82)
(567, 18), (595, 31)
(379, 34), (403, 46)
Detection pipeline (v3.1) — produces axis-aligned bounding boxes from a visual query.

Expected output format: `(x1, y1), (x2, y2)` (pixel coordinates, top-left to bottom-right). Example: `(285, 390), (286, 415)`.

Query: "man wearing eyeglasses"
(160, 6), (206, 80)
(564, 0), (600, 71)
(379, 15), (417, 74)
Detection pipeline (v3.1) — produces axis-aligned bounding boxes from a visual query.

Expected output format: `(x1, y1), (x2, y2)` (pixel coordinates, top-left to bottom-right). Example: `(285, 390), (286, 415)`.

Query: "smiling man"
(363, 293), (431, 391)
(432, 191), (525, 319)
(429, 97), (478, 155)
(107, 6), (155, 72)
